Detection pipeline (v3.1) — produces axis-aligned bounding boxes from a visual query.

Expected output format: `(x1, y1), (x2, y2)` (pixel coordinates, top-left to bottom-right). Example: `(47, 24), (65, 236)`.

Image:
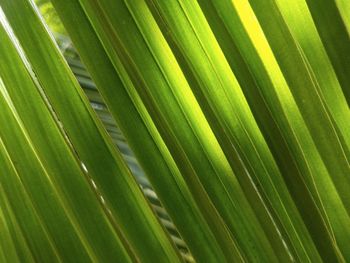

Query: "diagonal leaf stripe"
(0, 184), (32, 263)
(0, 0), (349, 262)
(50, 0), (243, 262)
(304, 0), (350, 105)
(144, 0), (332, 261)
(196, 0), (348, 261)
(75, 0), (284, 261)
(0, 22), (134, 262)
(0, 1), (183, 262)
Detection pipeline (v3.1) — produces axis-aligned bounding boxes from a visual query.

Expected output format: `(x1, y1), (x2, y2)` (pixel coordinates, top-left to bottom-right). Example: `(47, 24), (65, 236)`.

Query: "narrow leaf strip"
(197, 0), (342, 261)
(304, 0), (350, 104)
(77, 0), (280, 261)
(0, 20), (133, 262)
(0, 1), (181, 262)
(50, 1), (238, 262)
(0, 91), (94, 262)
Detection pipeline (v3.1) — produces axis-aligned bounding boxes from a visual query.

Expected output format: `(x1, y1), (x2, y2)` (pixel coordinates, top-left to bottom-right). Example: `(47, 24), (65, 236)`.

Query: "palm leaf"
(0, 0), (349, 262)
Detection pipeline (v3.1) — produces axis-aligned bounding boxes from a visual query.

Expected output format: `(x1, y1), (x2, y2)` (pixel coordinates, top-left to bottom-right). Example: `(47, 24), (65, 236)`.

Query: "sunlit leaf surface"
(0, 0), (349, 262)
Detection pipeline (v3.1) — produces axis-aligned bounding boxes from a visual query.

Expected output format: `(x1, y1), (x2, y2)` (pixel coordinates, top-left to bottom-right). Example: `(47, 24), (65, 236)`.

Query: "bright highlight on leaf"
(0, 0), (349, 262)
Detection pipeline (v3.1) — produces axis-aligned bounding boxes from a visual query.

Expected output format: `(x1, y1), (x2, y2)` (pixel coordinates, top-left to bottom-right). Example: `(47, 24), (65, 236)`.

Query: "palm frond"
(0, 0), (349, 262)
